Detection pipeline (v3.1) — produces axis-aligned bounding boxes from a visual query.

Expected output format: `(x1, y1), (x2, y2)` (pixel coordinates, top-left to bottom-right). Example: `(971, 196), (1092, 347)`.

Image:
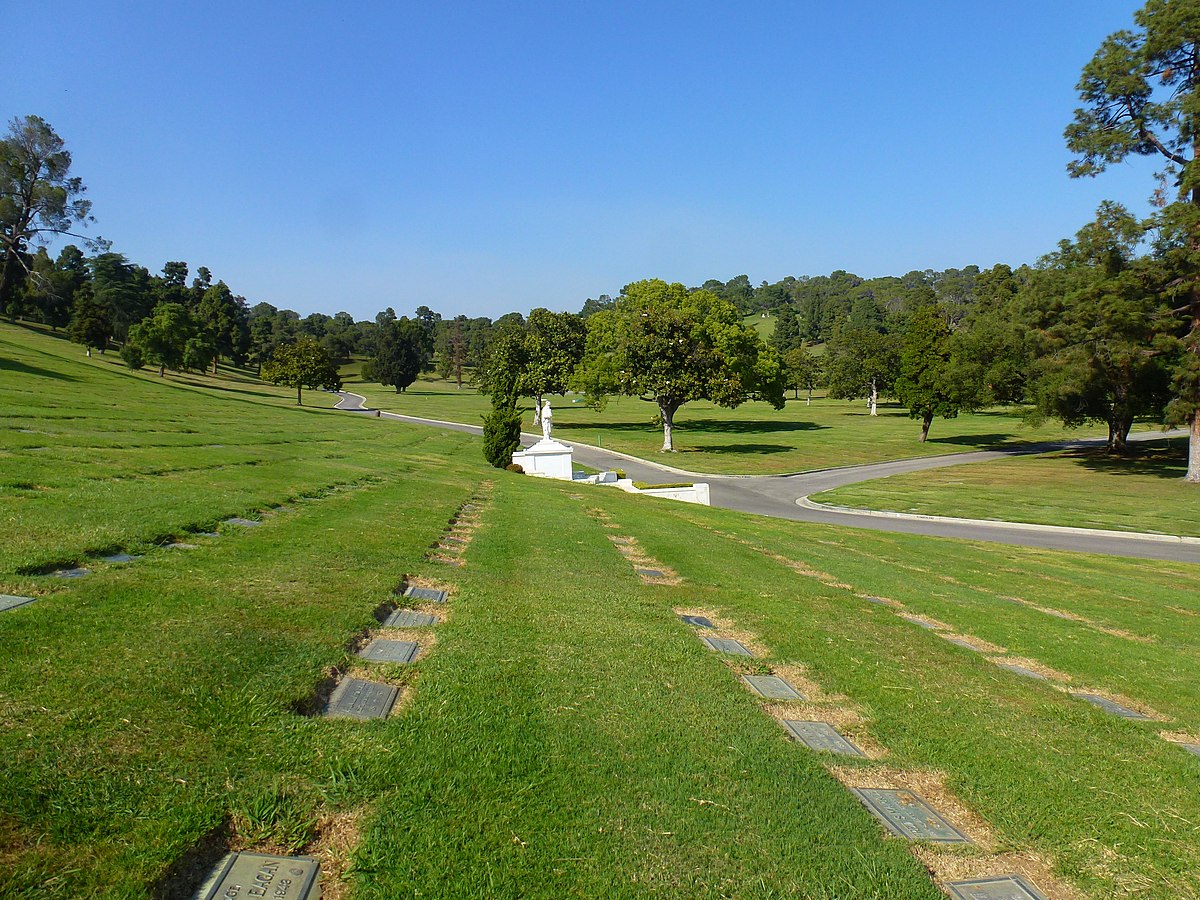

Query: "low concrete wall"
(615, 479), (710, 505)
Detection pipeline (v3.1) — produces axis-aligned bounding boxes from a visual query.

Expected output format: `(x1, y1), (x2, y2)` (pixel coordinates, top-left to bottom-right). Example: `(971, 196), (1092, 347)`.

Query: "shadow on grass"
(1065, 441), (1187, 480)
(675, 443), (792, 456)
(0, 356), (77, 382)
(559, 418), (826, 436)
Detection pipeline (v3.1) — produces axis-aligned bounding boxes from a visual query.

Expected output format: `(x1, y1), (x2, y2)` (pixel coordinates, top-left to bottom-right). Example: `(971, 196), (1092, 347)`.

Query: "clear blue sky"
(4, 1), (1155, 321)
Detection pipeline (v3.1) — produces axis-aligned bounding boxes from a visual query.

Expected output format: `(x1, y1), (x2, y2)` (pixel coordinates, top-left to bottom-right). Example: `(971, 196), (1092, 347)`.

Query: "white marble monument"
(511, 399), (575, 479)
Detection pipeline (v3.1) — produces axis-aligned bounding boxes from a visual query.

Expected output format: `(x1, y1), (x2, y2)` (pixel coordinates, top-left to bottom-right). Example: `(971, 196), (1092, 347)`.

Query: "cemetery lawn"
(342, 370), (1142, 476)
(814, 437), (1200, 537)
(3, 322), (1200, 898)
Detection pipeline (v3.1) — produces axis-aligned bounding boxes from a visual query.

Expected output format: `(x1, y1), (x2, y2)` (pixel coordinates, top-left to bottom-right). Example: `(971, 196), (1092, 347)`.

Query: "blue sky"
(4, 1), (1156, 321)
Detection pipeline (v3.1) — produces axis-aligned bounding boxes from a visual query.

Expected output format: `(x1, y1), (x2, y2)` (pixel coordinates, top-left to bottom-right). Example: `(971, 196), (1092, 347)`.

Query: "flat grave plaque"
(700, 636), (752, 656)
(850, 788), (971, 843)
(358, 639), (419, 663)
(943, 637), (979, 651)
(323, 677), (399, 720)
(166, 542), (198, 550)
(899, 614), (939, 630)
(199, 851), (320, 900)
(224, 517), (262, 528)
(0, 594), (36, 613)
(679, 614), (715, 628)
(863, 596), (888, 605)
(635, 568), (665, 578)
(741, 674), (803, 700)
(197, 531), (220, 538)
(101, 552), (141, 564)
(1179, 742), (1200, 757)
(1041, 608), (1074, 620)
(1070, 692), (1150, 719)
(947, 874), (1048, 900)
(384, 609), (436, 628)
(782, 720), (865, 757)
(50, 567), (90, 578)
(440, 535), (468, 545)
(999, 663), (1047, 681)
(404, 586), (448, 603)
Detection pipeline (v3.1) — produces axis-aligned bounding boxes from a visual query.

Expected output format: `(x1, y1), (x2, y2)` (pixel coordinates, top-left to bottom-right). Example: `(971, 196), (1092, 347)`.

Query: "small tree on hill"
(783, 344), (823, 404)
(262, 335), (341, 405)
(68, 283), (112, 356)
(373, 316), (426, 392)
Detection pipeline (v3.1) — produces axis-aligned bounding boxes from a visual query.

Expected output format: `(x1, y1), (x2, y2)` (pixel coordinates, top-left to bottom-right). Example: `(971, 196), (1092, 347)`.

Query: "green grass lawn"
(3, 322), (1200, 898)
(816, 438), (1198, 537)
(342, 368), (1141, 476)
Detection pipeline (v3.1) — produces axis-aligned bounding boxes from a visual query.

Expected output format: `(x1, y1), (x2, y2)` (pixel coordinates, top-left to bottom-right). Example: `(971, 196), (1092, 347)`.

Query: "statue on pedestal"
(541, 399), (553, 441)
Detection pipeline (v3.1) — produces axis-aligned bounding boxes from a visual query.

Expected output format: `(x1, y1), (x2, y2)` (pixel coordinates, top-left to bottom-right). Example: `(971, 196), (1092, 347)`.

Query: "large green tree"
(261, 336), (341, 405)
(573, 279), (785, 451)
(1021, 203), (1173, 453)
(0, 116), (97, 319)
(1066, 0), (1200, 477)
(197, 281), (250, 371)
(782, 344), (823, 404)
(125, 302), (199, 377)
(893, 305), (961, 442)
(67, 283), (111, 355)
(373, 316), (427, 392)
(823, 323), (899, 416)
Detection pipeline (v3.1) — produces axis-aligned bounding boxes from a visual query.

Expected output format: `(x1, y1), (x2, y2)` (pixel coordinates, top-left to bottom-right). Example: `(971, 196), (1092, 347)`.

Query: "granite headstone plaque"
(850, 788), (971, 842)
(166, 542), (198, 550)
(0, 594), (36, 613)
(224, 517), (261, 528)
(863, 596), (889, 605)
(999, 663), (1046, 681)
(636, 568), (665, 579)
(1070, 692), (1150, 719)
(943, 637), (979, 651)
(946, 875), (1048, 900)
(199, 852), (320, 900)
(679, 614), (715, 628)
(741, 674), (803, 700)
(358, 639), (419, 663)
(101, 552), (141, 564)
(404, 586), (448, 603)
(782, 720), (865, 757)
(1180, 742), (1200, 757)
(50, 567), (90, 578)
(384, 609), (436, 628)
(440, 535), (468, 545)
(323, 677), (400, 720)
(700, 636), (752, 656)
(899, 614), (939, 630)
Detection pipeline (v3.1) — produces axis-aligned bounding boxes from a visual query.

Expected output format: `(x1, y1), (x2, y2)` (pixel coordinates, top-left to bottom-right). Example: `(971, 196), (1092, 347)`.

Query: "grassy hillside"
(2, 323), (1199, 899)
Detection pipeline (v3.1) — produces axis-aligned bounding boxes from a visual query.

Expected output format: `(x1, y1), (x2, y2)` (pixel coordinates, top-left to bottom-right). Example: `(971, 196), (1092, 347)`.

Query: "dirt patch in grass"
(1160, 730), (1200, 745)
(427, 553), (464, 567)
(987, 655), (1071, 683)
(1094, 625), (1155, 644)
(402, 575), (456, 598)
(302, 806), (366, 900)
(896, 612), (952, 631)
(828, 765), (998, 851)
(1167, 605), (1199, 618)
(938, 632), (1007, 655)
(913, 848), (1084, 900)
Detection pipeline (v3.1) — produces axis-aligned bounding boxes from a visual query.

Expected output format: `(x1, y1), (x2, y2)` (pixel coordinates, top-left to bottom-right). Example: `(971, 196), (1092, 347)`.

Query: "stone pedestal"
(512, 438), (574, 480)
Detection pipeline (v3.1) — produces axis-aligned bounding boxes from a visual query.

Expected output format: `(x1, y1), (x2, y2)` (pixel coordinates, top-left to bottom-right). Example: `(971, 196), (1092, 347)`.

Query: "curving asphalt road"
(334, 391), (1200, 564)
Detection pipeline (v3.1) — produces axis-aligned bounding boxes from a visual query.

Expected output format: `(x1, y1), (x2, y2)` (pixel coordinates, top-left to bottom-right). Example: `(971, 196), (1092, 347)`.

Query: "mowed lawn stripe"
(620, 497), (1200, 897)
(349, 477), (943, 899)
(0, 456), (480, 898)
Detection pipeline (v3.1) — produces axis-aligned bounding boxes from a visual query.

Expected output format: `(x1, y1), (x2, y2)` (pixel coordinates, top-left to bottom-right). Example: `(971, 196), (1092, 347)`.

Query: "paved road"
(334, 392), (1200, 564)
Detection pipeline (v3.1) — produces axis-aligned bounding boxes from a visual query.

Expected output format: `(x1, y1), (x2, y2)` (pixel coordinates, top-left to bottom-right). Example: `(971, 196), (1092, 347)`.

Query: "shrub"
(120, 342), (144, 370)
(505, 463), (524, 474)
(482, 401), (522, 468)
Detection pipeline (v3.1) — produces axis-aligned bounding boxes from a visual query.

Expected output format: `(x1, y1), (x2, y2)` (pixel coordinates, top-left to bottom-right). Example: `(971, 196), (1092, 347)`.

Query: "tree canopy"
(261, 336), (341, 405)
(573, 279), (784, 451)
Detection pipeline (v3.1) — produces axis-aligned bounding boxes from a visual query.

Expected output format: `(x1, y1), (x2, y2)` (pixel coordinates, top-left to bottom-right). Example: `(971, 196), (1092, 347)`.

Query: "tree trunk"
(659, 399), (679, 452)
(211, 357), (218, 376)
(1106, 415), (1132, 454)
(532, 394), (543, 426)
(296, 385), (302, 405)
(919, 410), (933, 442)
(1188, 412), (1200, 483)
(806, 387), (812, 406)
(158, 364), (165, 377)
(868, 379), (878, 416)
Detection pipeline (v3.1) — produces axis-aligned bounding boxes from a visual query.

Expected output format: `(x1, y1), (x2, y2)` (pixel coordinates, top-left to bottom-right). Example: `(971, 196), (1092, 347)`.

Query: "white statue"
(541, 399), (553, 441)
